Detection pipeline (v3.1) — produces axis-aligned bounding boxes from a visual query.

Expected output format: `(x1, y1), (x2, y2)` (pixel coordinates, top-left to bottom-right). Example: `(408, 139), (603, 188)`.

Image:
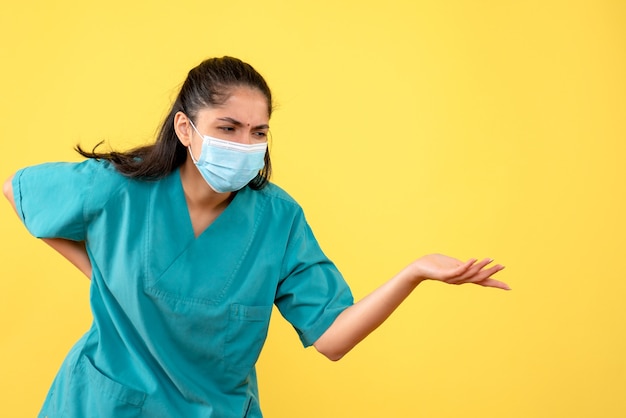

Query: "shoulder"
(15, 158), (123, 190)
(254, 182), (302, 211)
(76, 159), (130, 198)
(82, 158), (123, 179)
(19, 158), (121, 180)
(26, 159), (148, 208)
(246, 183), (313, 237)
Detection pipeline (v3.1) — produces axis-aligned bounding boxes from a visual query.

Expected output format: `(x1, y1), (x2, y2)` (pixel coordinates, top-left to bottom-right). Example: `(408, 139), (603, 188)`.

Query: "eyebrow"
(217, 117), (269, 130)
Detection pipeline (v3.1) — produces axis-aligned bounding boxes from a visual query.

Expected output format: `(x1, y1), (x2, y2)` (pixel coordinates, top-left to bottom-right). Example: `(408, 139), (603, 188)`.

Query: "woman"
(3, 56), (508, 417)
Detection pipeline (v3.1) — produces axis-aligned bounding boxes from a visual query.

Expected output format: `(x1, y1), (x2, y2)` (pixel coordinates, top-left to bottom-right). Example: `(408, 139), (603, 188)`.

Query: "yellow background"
(1, 1), (625, 417)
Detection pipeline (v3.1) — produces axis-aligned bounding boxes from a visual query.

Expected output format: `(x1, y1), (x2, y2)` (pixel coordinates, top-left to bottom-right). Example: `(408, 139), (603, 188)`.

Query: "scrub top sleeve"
(275, 212), (354, 347)
(13, 160), (97, 241)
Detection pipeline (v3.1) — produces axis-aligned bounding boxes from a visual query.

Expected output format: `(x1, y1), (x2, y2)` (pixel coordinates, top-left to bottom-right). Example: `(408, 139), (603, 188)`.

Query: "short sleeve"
(12, 160), (99, 241)
(275, 210), (354, 347)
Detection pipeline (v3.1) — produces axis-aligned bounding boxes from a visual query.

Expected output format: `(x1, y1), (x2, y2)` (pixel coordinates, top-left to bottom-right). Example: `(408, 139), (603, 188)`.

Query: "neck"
(179, 159), (233, 210)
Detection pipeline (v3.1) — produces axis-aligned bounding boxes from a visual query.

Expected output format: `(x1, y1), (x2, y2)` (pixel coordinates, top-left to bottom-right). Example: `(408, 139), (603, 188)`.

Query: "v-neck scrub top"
(13, 159), (354, 417)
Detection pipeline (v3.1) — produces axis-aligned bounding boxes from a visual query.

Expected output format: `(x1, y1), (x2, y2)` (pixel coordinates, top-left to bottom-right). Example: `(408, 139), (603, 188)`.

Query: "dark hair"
(76, 56), (273, 189)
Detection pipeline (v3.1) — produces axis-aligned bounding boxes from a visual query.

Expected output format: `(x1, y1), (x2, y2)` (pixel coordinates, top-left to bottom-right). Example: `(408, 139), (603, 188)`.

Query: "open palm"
(411, 254), (509, 290)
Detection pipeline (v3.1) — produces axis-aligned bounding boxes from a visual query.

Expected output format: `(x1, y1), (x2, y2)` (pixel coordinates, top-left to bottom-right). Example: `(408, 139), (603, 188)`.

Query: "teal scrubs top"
(13, 159), (354, 417)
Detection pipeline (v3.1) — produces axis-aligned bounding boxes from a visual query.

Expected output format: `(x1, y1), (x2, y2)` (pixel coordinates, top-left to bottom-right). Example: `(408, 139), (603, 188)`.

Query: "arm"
(4, 174), (92, 278)
(41, 238), (92, 278)
(313, 254), (508, 361)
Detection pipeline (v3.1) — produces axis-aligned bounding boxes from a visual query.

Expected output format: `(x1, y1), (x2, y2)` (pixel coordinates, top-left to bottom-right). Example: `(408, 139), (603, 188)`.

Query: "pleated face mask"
(188, 119), (267, 193)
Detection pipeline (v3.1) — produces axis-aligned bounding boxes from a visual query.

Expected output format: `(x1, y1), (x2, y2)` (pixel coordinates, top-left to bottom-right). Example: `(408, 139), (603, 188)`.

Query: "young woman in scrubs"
(3, 56), (508, 417)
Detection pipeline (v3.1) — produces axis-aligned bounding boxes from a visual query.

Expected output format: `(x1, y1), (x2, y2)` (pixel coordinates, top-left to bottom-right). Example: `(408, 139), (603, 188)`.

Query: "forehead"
(198, 87), (270, 123)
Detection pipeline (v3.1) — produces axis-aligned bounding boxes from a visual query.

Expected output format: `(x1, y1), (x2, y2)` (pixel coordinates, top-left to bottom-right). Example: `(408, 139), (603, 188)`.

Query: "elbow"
(316, 347), (346, 362)
(324, 352), (346, 362)
(3, 175), (14, 202)
(313, 340), (349, 362)
(4, 175), (18, 215)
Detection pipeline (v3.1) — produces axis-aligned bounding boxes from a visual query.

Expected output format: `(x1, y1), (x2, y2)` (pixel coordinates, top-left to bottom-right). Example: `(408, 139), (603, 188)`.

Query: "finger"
(446, 258), (478, 279)
(475, 277), (511, 291)
(466, 263), (505, 283)
(473, 258), (497, 272)
(447, 258), (494, 284)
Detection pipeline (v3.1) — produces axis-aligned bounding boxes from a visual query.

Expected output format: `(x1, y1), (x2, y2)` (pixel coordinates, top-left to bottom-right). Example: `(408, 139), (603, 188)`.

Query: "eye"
(218, 126), (235, 132)
(253, 131), (268, 139)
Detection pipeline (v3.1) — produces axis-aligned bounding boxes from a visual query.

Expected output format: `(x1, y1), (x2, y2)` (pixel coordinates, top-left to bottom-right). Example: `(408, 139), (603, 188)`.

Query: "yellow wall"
(1, 1), (625, 416)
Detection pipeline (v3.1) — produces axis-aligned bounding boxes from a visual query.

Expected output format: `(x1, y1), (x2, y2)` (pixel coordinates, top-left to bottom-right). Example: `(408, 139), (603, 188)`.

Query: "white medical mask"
(187, 119), (267, 193)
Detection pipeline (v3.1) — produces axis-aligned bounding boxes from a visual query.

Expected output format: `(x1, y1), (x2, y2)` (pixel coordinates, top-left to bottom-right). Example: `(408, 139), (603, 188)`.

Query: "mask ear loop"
(187, 117), (202, 164)
(188, 118), (201, 136)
